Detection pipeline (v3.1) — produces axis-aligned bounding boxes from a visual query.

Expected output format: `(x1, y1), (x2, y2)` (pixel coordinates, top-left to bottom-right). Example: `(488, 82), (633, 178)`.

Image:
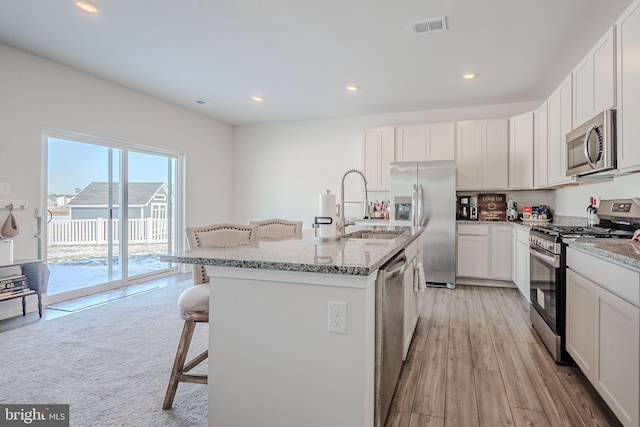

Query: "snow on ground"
(46, 244), (174, 295)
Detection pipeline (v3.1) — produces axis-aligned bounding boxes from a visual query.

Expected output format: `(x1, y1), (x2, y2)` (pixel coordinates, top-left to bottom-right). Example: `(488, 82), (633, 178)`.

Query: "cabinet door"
(456, 121), (483, 190)
(566, 269), (595, 380)
(547, 75), (572, 185)
(364, 127), (394, 191)
(617, 2), (640, 171)
(490, 225), (512, 280)
(534, 102), (548, 187)
(509, 112), (534, 189)
(573, 27), (615, 127)
(426, 122), (455, 160)
(482, 119), (509, 189)
(403, 257), (417, 360)
(456, 235), (489, 278)
(395, 125), (426, 162)
(515, 239), (530, 301)
(593, 285), (640, 427)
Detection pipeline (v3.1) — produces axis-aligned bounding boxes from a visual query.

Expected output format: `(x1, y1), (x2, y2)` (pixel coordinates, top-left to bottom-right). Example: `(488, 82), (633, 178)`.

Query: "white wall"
(0, 43), (233, 259)
(0, 43), (233, 317)
(231, 102), (539, 226)
(555, 174), (640, 217)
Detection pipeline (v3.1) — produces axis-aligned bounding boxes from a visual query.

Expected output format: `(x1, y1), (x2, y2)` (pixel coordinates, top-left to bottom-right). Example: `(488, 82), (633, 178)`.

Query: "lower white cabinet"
(513, 227), (530, 301)
(456, 223), (512, 281)
(566, 248), (640, 427)
(402, 240), (422, 360)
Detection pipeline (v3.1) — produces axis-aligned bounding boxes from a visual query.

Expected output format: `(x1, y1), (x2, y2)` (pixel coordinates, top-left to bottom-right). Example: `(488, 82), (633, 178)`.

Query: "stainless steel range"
(529, 198), (640, 363)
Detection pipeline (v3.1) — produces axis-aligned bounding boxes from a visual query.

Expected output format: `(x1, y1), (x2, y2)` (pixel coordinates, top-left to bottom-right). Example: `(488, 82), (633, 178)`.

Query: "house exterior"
(67, 182), (169, 220)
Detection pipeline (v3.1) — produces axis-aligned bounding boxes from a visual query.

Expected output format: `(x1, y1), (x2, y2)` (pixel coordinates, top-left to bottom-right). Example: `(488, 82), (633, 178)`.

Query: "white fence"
(47, 218), (173, 246)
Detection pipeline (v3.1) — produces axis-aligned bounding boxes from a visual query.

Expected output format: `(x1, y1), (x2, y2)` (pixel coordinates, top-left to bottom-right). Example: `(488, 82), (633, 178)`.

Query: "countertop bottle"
(587, 197), (598, 227)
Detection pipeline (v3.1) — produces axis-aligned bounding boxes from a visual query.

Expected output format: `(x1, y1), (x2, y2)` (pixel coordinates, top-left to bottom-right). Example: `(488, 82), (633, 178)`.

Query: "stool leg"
(163, 320), (196, 410)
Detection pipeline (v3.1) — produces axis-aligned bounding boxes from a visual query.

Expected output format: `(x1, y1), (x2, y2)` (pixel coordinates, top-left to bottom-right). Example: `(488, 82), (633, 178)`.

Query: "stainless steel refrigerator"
(389, 160), (456, 288)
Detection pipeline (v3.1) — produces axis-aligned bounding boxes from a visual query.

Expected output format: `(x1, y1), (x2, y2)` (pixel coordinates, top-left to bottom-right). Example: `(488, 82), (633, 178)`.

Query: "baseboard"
(455, 277), (516, 288)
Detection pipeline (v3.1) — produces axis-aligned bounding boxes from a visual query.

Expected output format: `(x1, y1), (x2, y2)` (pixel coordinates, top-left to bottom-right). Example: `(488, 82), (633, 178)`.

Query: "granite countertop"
(565, 238), (640, 271)
(160, 226), (423, 276)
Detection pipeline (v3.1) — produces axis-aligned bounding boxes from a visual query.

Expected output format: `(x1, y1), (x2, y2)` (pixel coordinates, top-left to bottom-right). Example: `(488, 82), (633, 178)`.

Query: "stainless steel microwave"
(566, 109), (616, 177)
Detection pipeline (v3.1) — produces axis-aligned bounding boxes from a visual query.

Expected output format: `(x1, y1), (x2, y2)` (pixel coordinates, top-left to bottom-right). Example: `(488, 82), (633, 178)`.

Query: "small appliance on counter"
(507, 199), (518, 221)
(457, 196), (471, 220)
(477, 194), (506, 221)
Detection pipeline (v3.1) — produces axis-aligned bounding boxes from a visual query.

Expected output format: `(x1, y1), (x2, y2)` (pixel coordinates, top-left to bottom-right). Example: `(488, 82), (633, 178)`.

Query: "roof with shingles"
(67, 182), (167, 207)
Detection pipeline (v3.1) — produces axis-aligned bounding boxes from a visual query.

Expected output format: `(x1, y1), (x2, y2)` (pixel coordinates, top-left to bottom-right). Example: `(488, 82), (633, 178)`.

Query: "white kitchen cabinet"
(457, 234), (490, 278)
(534, 102), (549, 188)
(566, 247), (640, 427)
(395, 122), (455, 162)
(490, 224), (512, 280)
(456, 119), (508, 190)
(546, 74), (573, 186)
(573, 26), (616, 128)
(456, 223), (511, 281)
(512, 227), (530, 301)
(617, 1), (640, 172)
(566, 268), (595, 379)
(402, 239), (422, 360)
(509, 112), (534, 189)
(363, 127), (395, 191)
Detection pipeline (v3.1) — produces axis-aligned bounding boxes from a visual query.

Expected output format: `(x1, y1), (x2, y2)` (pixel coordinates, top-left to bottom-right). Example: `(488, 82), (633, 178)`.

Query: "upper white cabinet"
(363, 127), (394, 191)
(534, 102), (549, 188)
(395, 123), (455, 162)
(546, 74), (573, 186)
(456, 119), (509, 190)
(509, 112), (534, 189)
(573, 26), (616, 128)
(617, 1), (640, 172)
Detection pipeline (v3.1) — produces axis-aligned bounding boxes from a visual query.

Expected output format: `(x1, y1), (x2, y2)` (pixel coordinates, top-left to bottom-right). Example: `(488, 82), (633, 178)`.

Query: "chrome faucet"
(338, 168), (368, 234)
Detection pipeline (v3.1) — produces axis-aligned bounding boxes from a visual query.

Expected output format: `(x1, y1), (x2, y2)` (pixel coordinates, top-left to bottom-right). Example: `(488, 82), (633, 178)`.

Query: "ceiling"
(0, 0), (634, 125)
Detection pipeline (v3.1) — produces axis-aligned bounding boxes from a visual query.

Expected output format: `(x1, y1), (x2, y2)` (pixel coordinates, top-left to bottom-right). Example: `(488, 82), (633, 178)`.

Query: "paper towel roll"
(318, 191), (337, 237)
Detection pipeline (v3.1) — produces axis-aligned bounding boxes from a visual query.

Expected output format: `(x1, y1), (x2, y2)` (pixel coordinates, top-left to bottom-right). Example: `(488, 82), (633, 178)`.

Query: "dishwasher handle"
(382, 251), (408, 280)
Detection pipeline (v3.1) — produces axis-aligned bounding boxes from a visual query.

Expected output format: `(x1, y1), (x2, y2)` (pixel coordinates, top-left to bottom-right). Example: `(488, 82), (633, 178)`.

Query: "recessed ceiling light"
(75, 0), (99, 13)
(462, 72), (476, 80)
(346, 85), (359, 92)
(251, 96), (263, 102)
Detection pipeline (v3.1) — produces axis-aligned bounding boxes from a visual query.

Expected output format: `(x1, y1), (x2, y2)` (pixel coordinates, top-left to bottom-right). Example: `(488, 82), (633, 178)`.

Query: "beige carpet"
(0, 279), (208, 426)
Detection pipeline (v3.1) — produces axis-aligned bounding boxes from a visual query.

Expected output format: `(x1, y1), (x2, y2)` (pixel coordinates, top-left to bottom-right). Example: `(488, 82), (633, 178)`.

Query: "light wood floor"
(385, 285), (622, 427)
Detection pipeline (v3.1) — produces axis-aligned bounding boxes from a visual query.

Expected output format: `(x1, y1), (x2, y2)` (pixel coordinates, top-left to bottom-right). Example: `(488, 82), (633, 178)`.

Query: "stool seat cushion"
(178, 284), (210, 313)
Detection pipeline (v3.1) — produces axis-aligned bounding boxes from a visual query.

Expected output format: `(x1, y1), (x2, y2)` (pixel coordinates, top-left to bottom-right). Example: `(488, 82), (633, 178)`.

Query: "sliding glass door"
(45, 132), (181, 302)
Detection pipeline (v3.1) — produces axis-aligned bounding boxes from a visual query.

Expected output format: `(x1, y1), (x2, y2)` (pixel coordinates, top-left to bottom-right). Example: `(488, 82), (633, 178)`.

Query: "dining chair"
(248, 218), (303, 241)
(162, 223), (258, 410)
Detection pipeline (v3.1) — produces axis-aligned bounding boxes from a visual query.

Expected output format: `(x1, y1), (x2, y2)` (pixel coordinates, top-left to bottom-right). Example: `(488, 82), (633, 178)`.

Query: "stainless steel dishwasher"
(374, 249), (408, 427)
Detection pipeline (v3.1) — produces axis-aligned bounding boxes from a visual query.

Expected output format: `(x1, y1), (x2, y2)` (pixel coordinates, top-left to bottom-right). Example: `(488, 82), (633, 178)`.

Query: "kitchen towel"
(414, 262), (427, 292)
(1, 211), (19, 238)
(318, 190), (337, 238)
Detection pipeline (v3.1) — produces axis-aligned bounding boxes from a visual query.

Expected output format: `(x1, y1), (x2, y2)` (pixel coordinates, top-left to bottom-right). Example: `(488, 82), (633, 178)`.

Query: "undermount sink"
(344, 230), (404, 240)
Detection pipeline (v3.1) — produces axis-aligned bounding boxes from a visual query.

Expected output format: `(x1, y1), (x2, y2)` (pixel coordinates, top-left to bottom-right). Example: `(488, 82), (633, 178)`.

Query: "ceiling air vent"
(409, 17), (447, 35)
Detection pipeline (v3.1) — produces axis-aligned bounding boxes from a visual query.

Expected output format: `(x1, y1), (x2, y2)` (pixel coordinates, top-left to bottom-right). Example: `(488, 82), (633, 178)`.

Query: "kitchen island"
(161, 225), (423, 427)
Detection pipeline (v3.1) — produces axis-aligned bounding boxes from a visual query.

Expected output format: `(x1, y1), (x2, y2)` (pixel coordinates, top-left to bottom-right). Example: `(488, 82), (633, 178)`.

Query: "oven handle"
(529, 245), (560, 268)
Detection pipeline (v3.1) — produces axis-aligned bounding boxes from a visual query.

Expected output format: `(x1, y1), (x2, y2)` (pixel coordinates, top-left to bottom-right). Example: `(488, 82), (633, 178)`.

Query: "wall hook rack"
(0, 200), (28, 210)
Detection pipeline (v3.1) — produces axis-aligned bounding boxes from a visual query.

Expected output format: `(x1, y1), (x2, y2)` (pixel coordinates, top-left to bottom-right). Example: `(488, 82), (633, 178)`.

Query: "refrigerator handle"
(417, 184), (424, 227)
(412, 184), (417, 227)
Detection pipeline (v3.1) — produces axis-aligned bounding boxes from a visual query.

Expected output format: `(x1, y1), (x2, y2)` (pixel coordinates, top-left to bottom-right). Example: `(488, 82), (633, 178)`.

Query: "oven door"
(529, 244), (561, 333)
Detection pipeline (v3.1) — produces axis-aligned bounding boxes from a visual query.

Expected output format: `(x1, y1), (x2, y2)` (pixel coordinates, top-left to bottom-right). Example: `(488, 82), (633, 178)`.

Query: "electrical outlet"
(328, 301), (347, 334)
(0, 183), (10, 195)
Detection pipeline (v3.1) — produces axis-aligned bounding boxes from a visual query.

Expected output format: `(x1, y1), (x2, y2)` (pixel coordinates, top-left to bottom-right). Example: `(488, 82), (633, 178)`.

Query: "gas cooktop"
(532, 225), (635, 239)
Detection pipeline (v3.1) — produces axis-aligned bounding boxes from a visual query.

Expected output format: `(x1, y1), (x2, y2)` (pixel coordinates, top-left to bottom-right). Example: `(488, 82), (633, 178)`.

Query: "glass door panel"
(46, 138), (123, 297)
(126, 151), (177, 278)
